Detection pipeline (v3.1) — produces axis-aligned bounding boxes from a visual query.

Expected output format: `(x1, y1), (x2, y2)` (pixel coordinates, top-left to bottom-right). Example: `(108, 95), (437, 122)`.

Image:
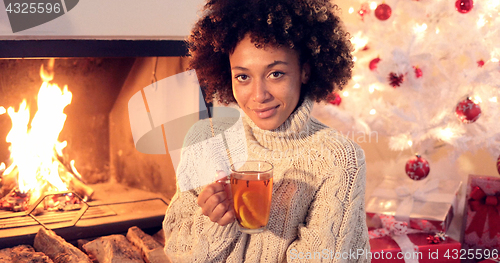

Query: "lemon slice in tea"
(241, 191), (269, 220)
(239, 205), (264, 229)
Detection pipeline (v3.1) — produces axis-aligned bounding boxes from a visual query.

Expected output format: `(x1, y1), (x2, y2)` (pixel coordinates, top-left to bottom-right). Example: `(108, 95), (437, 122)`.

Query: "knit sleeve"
(286, 140), (370, 263)
(162, 120), (241, 263)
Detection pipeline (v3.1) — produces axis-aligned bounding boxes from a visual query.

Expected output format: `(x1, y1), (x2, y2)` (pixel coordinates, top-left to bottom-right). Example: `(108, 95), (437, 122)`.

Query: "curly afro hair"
(188, 0), (354, 105)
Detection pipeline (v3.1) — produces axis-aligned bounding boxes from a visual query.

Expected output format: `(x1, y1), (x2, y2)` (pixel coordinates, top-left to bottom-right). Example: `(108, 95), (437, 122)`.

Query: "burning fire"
(0, 59), (91, 211)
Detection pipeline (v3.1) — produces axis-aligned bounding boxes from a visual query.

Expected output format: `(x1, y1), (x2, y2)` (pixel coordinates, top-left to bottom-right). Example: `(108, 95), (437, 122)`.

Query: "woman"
(163, 0), (370, 262)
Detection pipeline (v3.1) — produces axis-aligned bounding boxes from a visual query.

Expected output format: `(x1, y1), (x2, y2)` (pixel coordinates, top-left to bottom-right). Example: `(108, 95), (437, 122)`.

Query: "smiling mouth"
(252, 105), (279, 119)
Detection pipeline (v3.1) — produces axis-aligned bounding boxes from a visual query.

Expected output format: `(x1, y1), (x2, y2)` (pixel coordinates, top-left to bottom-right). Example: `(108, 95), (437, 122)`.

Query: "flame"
(3, 59), (74, 205)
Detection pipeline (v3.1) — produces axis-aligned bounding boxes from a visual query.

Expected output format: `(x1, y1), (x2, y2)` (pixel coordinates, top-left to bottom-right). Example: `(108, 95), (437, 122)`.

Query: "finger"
(201, 191), (228, 216)
(209, 201), (229, 223)
(223, 182), (232, 198)
(217, 204), (236, 226)
(197, 182), (226, 207)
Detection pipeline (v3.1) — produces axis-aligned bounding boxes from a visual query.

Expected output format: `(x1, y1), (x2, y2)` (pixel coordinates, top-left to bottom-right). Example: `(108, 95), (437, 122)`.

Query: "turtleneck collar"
(243, 97), (314, 151)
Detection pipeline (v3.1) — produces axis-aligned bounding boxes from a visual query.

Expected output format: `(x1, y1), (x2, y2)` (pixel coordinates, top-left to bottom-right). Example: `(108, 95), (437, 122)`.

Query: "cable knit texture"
(163, 97), (370, 262)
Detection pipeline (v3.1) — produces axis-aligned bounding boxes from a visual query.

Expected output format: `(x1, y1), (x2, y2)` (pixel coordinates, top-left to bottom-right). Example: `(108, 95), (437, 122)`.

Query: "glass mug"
(229, 160), (273, 234)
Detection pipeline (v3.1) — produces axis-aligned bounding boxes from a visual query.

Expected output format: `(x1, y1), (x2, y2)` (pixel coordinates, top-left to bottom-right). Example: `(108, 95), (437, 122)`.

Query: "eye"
(269, 71), (284, 79)
(235, 74), (250, 82)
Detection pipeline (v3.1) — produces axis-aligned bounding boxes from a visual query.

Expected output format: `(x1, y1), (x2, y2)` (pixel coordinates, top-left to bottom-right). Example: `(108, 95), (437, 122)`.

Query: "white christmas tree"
(314, 0), (500, 173)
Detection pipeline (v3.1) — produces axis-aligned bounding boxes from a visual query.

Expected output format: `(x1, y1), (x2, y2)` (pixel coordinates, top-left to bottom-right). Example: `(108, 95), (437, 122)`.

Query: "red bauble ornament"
(456, 0), (474, 13)
(455, 97), (481, 123)
(327, 93), (342, 106)
(497, 155), (500, 175)
(375, 3), (392, 21)
(369, 57), (381, 71)
(388, 72), (404, 88)
(477, 60), (485, 67)
(413, 66), (423, 78)
(405, 154), (430, 181)
(358, 3), (371, 20)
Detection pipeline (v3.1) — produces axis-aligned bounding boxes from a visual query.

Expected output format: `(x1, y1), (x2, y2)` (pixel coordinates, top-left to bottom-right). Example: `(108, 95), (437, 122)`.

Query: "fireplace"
(0, 40), (191, 249)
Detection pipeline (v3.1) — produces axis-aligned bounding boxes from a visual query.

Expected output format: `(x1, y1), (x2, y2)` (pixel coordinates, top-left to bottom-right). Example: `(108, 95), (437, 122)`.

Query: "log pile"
(83, 234), (144, 263)
(34, 228), (92, 263)
(127, 226), (169, 263)
(0, 244), (53, 263)
(0, 226), (169, 263)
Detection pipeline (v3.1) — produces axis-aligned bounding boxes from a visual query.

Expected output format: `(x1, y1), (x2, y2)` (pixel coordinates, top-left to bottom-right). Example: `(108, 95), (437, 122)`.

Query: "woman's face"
(229, 35), (309, 130)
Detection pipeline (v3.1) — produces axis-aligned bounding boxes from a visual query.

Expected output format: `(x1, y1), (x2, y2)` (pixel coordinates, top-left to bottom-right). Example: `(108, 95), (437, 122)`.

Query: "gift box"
(462, 175), (500, 252)
(369, 233), (461, 263)
(366, 178), (461, 233)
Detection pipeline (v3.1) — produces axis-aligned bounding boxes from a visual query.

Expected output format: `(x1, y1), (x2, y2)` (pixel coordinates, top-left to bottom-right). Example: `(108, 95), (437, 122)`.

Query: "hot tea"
(230, 171), (273, 232)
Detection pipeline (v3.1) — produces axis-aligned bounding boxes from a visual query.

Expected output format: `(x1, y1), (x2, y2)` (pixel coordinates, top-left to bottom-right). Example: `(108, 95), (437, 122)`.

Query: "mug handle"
(215, 170), (230, 184)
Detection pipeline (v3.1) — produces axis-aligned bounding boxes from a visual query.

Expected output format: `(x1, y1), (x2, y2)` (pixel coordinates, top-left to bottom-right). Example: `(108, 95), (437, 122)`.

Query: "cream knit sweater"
(163, 97), (370, 262)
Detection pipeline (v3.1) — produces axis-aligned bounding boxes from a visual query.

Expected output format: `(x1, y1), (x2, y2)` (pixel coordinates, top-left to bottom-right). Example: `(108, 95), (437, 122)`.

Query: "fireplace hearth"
(0, 41), (190, 249)
(0, 182), (168, 249)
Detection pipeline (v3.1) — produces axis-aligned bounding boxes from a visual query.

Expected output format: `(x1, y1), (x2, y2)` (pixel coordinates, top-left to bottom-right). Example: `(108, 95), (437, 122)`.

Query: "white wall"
(0, 0), (205, 39)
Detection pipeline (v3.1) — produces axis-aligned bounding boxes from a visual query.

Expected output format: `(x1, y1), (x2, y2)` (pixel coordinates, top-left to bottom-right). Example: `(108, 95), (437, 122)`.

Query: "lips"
(252, 105), (279, 119)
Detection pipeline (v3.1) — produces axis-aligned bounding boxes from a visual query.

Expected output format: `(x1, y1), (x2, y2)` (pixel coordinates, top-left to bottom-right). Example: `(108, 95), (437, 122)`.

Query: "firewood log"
(77, 239), (91, 251)
(82, 234), (144, 263)
(126, 227), (170, 263)
(0, 159), (94, 201)
(55, 152), (75, 178)
(0, 165), (18, 199)
(56, 158), (94, 200)
(0, 245), (53, 263)
(152, 229), (165, 247)
(34, 227), (92, 263)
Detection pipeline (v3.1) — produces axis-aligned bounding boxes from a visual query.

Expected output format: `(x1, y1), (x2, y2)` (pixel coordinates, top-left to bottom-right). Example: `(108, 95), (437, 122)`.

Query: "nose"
(252, 78), (272, 103)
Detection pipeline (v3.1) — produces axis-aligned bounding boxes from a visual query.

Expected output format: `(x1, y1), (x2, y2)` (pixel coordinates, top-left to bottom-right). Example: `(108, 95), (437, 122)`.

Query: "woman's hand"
(197, 181), (235, 226)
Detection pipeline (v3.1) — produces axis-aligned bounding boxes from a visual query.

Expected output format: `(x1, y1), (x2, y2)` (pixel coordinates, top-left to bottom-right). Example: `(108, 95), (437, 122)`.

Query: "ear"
(301, 62), (311, 84)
